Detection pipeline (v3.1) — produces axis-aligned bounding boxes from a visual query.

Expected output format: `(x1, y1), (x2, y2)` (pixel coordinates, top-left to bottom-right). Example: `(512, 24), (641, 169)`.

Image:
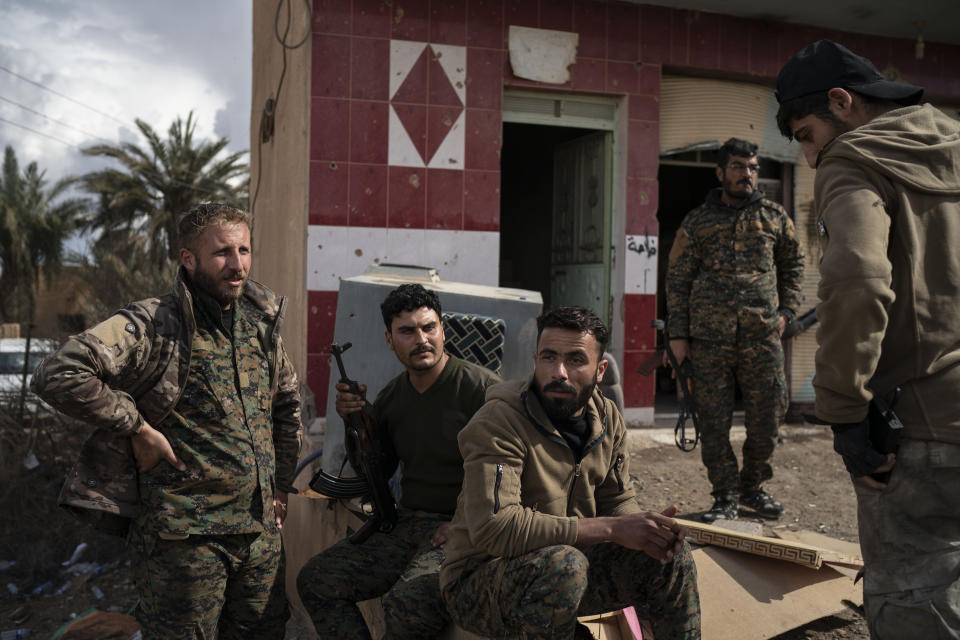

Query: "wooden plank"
(772, 529), (864, 569)
(676, 518), (823, 569)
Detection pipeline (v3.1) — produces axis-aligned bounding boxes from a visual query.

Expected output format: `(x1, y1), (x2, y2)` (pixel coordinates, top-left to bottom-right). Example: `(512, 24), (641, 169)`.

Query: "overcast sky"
(0, 0), (252, 186)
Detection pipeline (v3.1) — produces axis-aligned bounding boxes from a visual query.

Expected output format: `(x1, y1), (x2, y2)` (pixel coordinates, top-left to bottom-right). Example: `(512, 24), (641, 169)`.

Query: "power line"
(0, 114), (238, 195)
(0, 116), (233, 197)
(0, 95), (109, 143)
(0, 116), (79, 149)
(1, 105), (243, 201)
(0, 64), (129, 128)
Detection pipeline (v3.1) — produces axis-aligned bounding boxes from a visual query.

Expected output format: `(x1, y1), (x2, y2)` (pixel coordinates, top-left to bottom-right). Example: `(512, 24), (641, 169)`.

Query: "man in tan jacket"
(776, 40), (960, 637)
(440, 306), (700, 639)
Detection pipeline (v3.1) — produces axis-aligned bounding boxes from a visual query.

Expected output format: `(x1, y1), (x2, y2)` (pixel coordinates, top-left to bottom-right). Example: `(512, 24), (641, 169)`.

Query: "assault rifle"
(309, 342), (397, 543)
(781, 308), (818, 339)
(637, 320), (701, 452)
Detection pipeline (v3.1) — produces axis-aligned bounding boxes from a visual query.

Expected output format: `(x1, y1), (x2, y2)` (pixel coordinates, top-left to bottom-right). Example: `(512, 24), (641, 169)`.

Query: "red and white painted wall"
(305, 0), (960, 420)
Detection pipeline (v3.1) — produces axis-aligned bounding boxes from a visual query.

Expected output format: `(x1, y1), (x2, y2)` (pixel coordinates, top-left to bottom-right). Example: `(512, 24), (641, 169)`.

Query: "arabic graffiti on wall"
(624, 234), (658, 295)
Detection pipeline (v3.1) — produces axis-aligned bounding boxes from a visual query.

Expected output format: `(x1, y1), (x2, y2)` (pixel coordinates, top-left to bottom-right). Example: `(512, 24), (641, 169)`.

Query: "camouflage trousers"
(442, 541), (701, 639)
(690, 335), (786, 496)
(853, 438), (960, 638)
(296, 512), (450, 639)
(128, 525), (288, 639)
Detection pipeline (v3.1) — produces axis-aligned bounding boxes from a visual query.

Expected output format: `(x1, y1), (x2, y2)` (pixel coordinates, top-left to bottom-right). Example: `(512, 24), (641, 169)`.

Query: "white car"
(0, 338), (58, 407)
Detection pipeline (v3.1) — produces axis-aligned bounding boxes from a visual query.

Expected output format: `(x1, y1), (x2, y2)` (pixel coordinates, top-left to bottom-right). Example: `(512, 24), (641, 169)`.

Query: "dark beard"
(191, 267), (245, 308)
(535, 378), (597, 422)
(721, 177), (753, 203)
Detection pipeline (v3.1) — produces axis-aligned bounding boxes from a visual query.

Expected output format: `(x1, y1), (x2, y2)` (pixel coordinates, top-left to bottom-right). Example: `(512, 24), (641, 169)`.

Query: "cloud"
(214, 98), (249, 152)
(0, 0), (252, 182)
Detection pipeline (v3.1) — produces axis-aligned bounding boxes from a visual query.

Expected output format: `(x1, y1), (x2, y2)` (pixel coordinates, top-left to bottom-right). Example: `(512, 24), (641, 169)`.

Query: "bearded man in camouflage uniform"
(666, 138), (804, 523)
(32, 203), (302, 639)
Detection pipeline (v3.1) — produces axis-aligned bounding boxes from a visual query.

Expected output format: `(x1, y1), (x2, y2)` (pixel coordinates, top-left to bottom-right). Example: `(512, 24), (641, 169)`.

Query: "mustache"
(543, 381), (577, 394)
(411, 345), (435, 355)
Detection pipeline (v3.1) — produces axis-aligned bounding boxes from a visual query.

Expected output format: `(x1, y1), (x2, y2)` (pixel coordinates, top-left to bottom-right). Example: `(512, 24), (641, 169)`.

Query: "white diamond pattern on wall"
(388, 40), (466, 169)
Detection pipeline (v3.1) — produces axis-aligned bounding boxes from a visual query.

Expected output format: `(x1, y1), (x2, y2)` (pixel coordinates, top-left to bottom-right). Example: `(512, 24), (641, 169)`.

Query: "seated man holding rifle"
(296, 283), (500, 638)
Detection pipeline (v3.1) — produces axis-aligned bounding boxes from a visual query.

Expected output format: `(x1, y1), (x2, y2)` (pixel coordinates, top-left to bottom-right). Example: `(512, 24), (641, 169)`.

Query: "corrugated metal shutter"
(791, 162), (818, 405)
(659, 76), (799, 163)
(659, 76), (820, 408)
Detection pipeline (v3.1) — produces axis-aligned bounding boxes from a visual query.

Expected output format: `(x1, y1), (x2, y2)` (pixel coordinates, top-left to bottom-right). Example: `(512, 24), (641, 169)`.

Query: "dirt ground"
(625, 418), (868, 640)
(0, 417), (867, 639)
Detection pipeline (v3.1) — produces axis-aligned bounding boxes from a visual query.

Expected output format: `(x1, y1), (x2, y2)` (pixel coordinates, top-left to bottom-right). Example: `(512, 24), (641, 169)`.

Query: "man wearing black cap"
(776, 40), (960, 637)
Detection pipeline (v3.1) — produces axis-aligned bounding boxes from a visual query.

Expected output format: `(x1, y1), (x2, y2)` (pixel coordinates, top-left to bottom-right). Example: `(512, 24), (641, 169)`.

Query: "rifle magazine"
(308, 471), (368, 499)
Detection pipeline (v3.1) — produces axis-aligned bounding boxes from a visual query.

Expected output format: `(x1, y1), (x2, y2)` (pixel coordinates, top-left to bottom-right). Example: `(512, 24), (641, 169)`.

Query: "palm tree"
(79, 112), (248, 267)
(0, 146), (86, 324)
(75, 229), (178, 321)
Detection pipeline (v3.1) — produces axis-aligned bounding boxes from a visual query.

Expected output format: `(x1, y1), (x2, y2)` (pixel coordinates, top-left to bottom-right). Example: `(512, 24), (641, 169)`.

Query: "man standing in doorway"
(776, 40), (960, 637)
(297, 284), (501, 638)
(666, 138), (805, 522)
(33, 203), (302, 638)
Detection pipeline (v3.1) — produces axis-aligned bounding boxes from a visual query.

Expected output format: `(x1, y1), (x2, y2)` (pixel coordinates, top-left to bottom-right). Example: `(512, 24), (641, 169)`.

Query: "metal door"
(550, 131), (612, 324)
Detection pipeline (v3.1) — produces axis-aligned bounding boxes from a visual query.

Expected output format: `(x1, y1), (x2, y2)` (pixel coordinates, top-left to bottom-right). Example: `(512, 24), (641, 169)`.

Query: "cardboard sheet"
(694, 546), (862, 639)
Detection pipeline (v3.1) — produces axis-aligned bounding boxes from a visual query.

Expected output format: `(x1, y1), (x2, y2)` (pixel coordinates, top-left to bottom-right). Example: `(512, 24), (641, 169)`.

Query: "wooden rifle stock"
(329, 342), (398, 544)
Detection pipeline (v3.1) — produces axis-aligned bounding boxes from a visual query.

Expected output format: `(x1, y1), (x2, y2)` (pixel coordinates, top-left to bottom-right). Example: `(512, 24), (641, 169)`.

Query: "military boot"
(740, 487), (783, 519)
(701, 493), (738, 522)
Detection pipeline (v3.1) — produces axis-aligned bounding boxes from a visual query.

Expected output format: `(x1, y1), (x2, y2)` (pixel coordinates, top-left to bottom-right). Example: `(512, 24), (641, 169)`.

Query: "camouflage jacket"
(666, 189), (804, 344)
(32, 268), (303, 529)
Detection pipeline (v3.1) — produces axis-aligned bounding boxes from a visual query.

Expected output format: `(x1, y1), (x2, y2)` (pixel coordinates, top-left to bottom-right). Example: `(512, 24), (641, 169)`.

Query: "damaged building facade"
(249, 1), (960, 427)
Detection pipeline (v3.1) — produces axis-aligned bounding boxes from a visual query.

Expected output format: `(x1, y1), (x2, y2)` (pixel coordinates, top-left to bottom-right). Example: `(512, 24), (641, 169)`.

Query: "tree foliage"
(75, 229), (179, 322)
(79, 112), (248, 268)
(0, 146), (86, 324)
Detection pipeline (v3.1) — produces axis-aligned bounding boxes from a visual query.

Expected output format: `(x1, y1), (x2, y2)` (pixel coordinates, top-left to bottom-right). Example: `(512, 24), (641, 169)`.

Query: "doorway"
(654, 150), (789, 411)
(499, 122), (613, 325)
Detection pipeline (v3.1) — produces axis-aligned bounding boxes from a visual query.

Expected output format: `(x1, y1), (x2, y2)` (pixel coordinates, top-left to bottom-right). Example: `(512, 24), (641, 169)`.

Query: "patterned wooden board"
(676, 518), (823, 569)
(773, 528), (864, 568)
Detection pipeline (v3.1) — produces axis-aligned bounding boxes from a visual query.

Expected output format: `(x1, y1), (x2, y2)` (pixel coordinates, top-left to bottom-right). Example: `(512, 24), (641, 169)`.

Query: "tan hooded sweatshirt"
(439, 377), (639, 589)
(813, 103), (960, 444)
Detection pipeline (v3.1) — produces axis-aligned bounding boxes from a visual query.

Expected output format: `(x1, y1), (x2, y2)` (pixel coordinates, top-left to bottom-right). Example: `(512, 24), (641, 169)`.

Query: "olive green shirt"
(373, 355), (500, 515)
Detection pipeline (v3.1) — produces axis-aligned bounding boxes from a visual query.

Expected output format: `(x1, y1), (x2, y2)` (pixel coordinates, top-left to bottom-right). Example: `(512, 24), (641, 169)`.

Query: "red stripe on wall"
(307, 290), (339, 414)
(622, 293), (658, 408)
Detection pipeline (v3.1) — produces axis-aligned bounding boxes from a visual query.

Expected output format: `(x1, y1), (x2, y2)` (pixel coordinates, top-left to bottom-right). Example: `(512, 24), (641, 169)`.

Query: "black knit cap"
(776, 40), (923, 105)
